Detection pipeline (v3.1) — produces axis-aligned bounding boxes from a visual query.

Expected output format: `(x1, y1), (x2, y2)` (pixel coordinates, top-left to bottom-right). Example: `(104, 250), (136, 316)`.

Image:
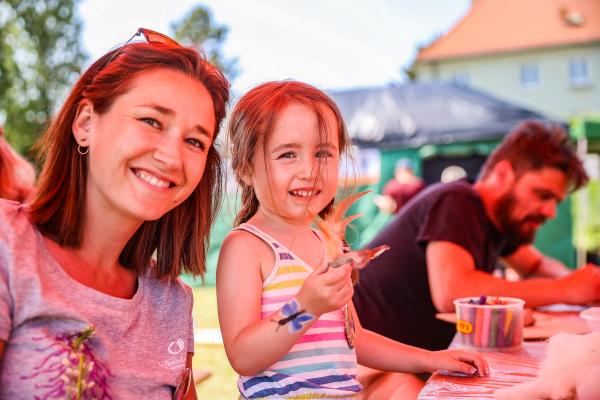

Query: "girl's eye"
(185, 138), (207, 151)
(316, 150), (334, 158)
(278, 152), (296, 159)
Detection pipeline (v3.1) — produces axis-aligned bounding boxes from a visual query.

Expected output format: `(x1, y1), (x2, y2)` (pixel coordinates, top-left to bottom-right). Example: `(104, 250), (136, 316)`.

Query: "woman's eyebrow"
(138, 103), (213, 139)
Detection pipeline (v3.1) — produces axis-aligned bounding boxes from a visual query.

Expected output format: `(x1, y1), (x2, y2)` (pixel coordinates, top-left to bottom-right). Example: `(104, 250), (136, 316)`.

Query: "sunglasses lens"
(140, 28), (180, 47)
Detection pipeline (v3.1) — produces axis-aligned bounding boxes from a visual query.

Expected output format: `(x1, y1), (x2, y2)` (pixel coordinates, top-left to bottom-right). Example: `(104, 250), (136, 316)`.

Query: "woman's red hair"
(29, 42), (230, 280)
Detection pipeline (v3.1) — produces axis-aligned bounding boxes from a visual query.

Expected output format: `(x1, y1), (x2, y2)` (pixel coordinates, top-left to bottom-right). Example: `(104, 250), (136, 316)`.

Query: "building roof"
(417, 0), (600, 62)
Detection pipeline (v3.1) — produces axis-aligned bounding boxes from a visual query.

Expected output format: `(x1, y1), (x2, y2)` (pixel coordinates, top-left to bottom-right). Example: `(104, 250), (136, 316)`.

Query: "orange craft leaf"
(312, 191), (370, 261)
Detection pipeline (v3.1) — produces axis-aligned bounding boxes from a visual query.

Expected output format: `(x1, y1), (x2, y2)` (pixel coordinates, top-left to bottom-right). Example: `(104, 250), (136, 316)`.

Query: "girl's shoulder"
(218, 225), (276, 279)
(221, 226), (274, 260)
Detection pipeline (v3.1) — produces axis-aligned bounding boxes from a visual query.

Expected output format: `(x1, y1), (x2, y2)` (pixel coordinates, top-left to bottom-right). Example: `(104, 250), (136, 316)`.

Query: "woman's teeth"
(135, 170), (170, 188)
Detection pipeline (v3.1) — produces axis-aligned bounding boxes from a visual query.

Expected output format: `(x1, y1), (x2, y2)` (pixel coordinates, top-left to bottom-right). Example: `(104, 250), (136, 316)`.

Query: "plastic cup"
(453, 297), (525, 351)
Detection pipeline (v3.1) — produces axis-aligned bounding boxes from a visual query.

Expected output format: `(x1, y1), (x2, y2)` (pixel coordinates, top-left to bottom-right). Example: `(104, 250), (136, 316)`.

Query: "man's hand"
(560, 264), (600, 304)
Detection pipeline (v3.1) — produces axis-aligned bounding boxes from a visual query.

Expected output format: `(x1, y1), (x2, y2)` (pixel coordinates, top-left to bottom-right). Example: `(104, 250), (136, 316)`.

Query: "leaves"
(171, 5), (238, 82)
(0, 0), (87, 154)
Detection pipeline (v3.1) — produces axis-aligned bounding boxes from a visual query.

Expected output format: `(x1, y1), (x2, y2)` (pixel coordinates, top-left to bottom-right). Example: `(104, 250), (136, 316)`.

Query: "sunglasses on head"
(103, 27), (182, 68)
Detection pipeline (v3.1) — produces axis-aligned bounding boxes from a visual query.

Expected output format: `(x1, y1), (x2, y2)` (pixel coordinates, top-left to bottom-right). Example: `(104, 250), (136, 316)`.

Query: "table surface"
(419, 310), (588, 399)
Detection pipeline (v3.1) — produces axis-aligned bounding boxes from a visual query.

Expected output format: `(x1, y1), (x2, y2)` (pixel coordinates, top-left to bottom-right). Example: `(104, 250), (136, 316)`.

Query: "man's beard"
(493, 190), (547, 246)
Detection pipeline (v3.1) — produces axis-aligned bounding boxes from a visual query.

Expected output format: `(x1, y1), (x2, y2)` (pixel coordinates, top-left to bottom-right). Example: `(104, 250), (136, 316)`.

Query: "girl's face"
(250, 102), (340, 225)
(74, 68), (216, 224)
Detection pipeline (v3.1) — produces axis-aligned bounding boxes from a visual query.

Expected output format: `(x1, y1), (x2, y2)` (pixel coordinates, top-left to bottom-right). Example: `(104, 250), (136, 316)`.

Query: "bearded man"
(353, 120), (600, 353)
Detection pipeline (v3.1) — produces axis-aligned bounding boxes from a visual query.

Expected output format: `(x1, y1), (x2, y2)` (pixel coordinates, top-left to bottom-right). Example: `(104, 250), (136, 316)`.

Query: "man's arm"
(502, 245), (570, 278)
(426, 241), (600, 312)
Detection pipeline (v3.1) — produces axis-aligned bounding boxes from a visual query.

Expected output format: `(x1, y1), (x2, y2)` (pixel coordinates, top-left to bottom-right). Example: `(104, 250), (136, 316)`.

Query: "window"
(569, 58), (591, 87)
(452, 72), (470, 86)
(520, 63), (540, 89)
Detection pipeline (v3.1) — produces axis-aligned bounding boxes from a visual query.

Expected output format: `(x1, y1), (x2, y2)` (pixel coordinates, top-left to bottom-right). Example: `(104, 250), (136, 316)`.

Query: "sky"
(79, 0), (471, 95)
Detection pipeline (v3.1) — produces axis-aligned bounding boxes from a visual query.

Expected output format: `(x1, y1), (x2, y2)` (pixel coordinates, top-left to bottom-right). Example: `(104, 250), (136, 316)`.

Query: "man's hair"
(28, 42), (230, 280)
(479, 120), (588, 191)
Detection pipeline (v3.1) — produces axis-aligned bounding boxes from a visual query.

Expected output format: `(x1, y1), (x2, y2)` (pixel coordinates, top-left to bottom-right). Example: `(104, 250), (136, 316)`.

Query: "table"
(419, 309), (588, 399)
(419, 341), (546, 399)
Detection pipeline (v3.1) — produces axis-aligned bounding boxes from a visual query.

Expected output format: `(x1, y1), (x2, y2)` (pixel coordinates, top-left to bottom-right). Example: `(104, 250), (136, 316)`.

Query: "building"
(412, 0), (600, 120)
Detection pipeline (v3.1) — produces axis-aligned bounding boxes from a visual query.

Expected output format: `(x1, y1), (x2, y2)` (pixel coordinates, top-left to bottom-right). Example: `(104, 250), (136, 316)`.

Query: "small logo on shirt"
(167, 338), (185, 355)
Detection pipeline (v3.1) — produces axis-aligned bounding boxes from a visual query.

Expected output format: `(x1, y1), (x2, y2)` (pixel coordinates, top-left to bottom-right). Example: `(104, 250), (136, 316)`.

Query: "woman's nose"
(153, 136), (183, 171)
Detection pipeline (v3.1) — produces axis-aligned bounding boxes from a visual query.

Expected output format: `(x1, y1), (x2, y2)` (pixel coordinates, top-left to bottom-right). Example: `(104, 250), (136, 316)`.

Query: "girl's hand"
(428, 349), (489, 377)
(296, 262), (353, 317)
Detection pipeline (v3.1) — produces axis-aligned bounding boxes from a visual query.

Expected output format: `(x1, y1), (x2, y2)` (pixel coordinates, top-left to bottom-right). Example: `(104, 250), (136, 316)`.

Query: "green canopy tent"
(329, 82), (576, 267)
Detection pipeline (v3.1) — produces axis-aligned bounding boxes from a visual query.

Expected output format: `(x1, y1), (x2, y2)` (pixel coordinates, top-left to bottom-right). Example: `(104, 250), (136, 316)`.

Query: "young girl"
(217, 81), (489, 399)
(0, 29), (229, 399)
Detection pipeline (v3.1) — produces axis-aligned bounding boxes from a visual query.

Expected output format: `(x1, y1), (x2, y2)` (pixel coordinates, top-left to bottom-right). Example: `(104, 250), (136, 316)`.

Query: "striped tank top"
(235, 223), (361, 399)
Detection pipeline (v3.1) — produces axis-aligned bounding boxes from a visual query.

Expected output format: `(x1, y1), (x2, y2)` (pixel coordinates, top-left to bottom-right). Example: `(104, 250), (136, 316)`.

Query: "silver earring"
(77, 145), (89, 155)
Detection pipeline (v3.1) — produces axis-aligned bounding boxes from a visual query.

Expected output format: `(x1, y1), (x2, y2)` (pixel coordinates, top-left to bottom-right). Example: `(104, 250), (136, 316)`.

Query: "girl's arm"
(217, 230), (353, 376)
(351, 303), (489, 376)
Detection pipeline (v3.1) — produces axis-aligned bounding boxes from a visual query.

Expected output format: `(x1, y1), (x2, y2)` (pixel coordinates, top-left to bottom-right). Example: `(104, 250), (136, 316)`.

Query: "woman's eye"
(278, 152), (296, 159)
(185, 138), (207, 151)
(140, 117), (161, 129)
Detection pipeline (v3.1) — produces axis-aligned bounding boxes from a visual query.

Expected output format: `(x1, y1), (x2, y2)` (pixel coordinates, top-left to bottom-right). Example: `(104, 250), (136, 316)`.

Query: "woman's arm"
(217, 230), (353, 376)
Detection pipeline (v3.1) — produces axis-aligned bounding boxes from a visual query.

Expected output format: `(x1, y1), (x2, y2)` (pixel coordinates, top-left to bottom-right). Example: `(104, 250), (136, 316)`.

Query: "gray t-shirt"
(0, 199), (194, 399)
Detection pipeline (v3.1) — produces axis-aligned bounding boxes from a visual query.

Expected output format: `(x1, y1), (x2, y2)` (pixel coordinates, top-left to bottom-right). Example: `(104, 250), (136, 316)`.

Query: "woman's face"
(75, 68), (216, 224)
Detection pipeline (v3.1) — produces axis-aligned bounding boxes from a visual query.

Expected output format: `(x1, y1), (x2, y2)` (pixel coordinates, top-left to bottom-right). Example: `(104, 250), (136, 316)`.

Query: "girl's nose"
(298, 158), (317, 181)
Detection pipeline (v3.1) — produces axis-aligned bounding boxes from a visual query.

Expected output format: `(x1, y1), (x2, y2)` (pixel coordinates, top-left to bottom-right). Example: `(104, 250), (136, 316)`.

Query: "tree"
(171, 5), (238, 82)
(0, 0), (87, 153)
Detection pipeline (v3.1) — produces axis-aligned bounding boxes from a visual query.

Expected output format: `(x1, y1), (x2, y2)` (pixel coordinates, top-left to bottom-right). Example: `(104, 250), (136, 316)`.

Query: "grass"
(192, 286), (239, 399)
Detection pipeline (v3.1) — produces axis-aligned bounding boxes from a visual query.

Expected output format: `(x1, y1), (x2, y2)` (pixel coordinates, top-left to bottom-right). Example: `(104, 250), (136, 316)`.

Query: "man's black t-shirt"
(353, 180), (516, 350)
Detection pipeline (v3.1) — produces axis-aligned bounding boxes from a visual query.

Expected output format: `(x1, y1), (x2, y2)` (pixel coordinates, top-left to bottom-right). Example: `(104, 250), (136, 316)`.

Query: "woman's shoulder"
(141, 271), (193, 303)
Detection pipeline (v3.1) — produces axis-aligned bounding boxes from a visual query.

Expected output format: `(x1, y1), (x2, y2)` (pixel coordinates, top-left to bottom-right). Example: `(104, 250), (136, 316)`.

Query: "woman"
(0, 28), (229, 399)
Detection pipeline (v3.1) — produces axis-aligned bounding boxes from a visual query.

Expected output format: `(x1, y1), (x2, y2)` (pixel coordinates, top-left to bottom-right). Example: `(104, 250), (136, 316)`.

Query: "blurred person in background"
(374, 157), (425, 214)
(0, 127), (36, 202)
